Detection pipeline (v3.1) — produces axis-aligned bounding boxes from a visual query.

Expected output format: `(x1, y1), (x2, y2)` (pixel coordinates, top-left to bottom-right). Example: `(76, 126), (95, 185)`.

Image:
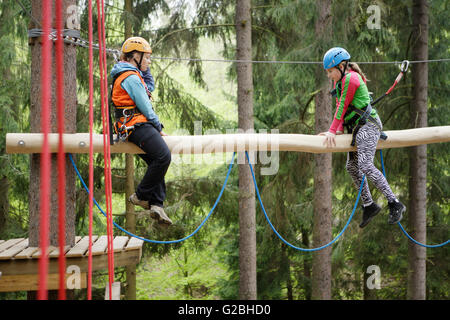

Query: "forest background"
(0, 0), (448, 300)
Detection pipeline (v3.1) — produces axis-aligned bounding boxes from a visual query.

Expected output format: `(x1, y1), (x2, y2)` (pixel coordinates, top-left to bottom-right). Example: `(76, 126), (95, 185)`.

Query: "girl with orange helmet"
(110, 36), (172, 226)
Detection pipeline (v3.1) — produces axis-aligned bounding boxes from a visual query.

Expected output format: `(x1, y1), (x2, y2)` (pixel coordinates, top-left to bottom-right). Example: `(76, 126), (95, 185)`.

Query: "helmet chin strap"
(133, 52), (144, 70)
(338, 61), (349, 82)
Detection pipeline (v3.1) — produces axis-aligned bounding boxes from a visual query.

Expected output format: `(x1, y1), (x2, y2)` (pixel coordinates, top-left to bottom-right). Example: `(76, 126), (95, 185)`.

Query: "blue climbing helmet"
(323, 47), (351, 70)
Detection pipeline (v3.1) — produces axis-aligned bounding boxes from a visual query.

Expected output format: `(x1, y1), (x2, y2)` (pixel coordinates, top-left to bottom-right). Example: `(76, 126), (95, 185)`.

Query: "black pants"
(128, 123), (171, 207)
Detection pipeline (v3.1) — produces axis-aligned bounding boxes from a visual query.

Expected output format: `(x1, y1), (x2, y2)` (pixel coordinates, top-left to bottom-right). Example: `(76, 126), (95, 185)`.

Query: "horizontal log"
(5, 126), (450, 154)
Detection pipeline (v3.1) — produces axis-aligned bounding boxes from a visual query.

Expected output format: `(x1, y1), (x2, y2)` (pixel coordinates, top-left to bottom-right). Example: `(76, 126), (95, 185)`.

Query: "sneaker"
(359, 202), (381, 228)
(388, 200), (405, 224)
(149, 205), (173, 226)
(129, 193), (150, 210)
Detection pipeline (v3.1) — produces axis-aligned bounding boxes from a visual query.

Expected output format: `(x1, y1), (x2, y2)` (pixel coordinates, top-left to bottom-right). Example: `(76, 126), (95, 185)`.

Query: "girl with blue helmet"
(319, 47), (406, 228)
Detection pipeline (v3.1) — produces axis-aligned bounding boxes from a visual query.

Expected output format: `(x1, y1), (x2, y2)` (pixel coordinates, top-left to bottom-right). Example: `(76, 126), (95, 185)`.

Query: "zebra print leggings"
(346, 116), (397, 206)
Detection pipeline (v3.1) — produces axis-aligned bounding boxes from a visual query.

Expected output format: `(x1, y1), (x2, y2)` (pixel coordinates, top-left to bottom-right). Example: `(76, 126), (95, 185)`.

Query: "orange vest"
(111, 70), (149, 129)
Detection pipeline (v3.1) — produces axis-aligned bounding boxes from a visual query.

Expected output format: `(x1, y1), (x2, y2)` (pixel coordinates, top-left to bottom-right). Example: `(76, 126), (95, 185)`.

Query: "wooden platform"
(0, 235), (144, 292)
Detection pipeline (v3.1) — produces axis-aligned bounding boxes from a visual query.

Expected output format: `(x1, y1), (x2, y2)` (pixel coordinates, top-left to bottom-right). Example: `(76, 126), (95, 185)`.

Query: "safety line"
(24, 29), (450, 65)
(68, 152), (235, 244)
(246, 151), (365, 252)
(379, 150), (449, 248)
(17, 0), (450, 65)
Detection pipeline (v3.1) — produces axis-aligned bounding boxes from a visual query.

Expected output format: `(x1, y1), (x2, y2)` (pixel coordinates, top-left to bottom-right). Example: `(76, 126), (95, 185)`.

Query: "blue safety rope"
(246, 151), (365, 252)
(69, 148), (447, 249)
(68, 152), (235, 244)
(379, 150), (449, 248)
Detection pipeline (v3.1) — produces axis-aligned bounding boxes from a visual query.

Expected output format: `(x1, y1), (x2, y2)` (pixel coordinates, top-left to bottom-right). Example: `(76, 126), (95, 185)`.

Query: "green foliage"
(136, 235), (229, 300)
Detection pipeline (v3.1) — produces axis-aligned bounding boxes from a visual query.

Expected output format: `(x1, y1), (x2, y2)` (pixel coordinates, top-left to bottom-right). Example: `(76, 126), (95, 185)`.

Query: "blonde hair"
(348, 62), (369, 82)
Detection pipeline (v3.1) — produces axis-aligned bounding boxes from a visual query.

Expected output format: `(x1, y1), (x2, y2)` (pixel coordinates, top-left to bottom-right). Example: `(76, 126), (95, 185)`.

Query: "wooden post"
(236, 0), (257, 300)
(312, 0), (333, 300)
(28, 0), (77, 300)
(125, 154), (136, 300)
(408, 0), (428, 301)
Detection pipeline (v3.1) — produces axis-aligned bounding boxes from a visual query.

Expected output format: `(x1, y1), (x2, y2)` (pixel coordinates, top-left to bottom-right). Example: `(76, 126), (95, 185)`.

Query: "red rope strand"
(97, 0), (114, 299)
(38, 0), (52, 300)
(55, 0), (66, 301)
(87, 0), (95, 301)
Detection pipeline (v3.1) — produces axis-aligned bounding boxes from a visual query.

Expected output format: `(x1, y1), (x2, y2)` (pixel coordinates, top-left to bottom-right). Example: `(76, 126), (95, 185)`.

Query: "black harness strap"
(345, 104), (388, 147)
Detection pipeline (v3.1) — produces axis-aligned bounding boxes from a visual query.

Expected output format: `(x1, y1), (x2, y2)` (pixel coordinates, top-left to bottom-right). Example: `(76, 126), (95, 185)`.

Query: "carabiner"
(400, 60), (409, 73)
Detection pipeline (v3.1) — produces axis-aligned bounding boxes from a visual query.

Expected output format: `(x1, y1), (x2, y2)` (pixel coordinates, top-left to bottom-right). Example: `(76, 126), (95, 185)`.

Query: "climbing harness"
(113, 108), (138, 142)
(345, 103), (387, 147)
(109, 70), (150, 143)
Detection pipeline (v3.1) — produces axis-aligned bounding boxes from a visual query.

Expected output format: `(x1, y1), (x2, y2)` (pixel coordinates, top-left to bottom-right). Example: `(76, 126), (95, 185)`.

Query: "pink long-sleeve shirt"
(328, 70), (371, 134)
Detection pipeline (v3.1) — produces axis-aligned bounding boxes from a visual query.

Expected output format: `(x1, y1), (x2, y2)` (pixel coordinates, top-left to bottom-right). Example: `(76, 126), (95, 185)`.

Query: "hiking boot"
(149, 205), (173, 226)
(129, 193), (150, 210)
(359, 202), (381, 228)
(388, 200), (405, 224)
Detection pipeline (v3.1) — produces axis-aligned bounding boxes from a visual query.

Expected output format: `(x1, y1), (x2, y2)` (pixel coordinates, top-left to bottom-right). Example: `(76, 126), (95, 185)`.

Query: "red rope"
(87, 0), (94, 300)
(38, 0), (52, 300)
(103, 0), (115, 298)
(97, 0), (115, 299)
(55, 0), (66, 300)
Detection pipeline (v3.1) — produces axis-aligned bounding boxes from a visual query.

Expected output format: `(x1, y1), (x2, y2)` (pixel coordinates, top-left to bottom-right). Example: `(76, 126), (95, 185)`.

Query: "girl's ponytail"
(348, 62), (369, 82)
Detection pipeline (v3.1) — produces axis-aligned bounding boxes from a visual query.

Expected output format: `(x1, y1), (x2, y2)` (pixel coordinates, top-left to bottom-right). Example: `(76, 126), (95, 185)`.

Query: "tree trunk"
(236, 0), (256, 300)
(408, 0), (428, 301)
(0, 1), (13, 239)
(0, 177), (8, 237)
(29, 0), (77, 248)
(311, 0), (333, 300)
(301, 228), (312, 300)
(124, 0), (137, 301)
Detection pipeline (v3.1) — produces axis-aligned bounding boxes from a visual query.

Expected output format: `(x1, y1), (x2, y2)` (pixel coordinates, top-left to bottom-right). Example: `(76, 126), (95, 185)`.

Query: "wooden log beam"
(5, 126), (450, 154)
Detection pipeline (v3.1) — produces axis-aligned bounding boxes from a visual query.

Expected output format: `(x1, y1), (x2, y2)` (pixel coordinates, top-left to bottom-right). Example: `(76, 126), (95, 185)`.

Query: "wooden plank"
(0, 238), (25, 254)
(0, 273), (87, 292)
(65, 236), (98, 257)
(111, 236), (129, 253)
(49, 245), (71, 258)
(10, 236), (81, 260)
(32, 246), (58, 258)
(0, 239), (29, 260)
(0, 249), (141, 276)
(125, 237), (144, 251)
(91, 235), (108, 256)
(14, 247), (39, 259)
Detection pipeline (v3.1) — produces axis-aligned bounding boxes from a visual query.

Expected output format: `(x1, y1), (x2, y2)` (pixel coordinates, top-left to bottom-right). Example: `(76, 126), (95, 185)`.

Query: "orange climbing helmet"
(121, 37), (152, 54)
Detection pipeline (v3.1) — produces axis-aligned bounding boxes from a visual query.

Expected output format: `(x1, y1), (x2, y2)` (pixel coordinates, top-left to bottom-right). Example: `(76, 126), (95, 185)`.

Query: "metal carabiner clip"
(400, 60), (409, 73)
